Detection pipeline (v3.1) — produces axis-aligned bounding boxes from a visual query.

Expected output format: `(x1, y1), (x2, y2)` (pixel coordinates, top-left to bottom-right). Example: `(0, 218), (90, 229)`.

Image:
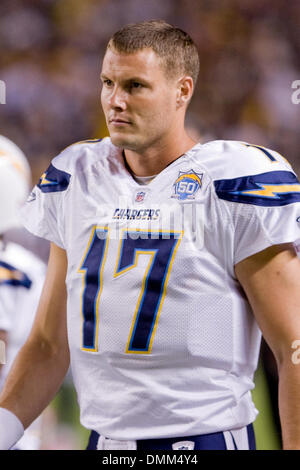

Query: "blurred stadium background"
(1, 0), (299, 450)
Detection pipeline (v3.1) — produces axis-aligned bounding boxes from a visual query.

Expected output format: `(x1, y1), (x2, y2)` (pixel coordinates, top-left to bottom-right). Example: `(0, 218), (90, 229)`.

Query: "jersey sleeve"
(19, 161), (71, 249)
(0, 285), (15, 331)
(224, 199), (300, 265)
(213, 145), (300, 265)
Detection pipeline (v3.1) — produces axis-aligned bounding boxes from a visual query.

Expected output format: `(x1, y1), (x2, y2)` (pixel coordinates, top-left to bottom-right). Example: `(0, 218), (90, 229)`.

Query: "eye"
(130, 81), (143, 90)
(103, 79), (113, 87)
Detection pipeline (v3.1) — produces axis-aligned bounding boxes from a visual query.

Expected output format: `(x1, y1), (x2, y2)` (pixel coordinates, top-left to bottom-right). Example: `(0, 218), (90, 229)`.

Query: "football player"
(0, 135), (46, 449)
(1, 20), (300, 450)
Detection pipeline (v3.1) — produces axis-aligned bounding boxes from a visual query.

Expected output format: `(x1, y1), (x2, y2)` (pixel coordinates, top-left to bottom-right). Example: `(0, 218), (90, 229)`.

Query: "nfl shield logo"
(135, 191), (146, 203)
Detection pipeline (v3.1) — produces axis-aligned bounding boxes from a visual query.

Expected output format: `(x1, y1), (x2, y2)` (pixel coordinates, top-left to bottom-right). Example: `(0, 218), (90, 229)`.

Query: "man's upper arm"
(28, 242), (68, 354)
(235, 243), (300, 365)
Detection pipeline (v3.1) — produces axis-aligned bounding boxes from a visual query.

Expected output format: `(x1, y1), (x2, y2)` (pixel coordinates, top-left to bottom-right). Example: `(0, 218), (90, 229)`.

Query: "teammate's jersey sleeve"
(0, 285), (15, 331)
(0, 246), (40, 335)
(19, 151), (72, 249)
(208, 141), (300, 264)
(0, 259), (31, 331)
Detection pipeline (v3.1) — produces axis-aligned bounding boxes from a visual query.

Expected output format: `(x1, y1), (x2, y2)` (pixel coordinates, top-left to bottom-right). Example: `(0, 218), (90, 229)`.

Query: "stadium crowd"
(0, 0), (299, 184)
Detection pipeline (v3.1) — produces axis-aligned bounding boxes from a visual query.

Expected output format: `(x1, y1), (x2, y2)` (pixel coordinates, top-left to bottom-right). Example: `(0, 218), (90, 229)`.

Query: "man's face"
(101, 47), (179, 152)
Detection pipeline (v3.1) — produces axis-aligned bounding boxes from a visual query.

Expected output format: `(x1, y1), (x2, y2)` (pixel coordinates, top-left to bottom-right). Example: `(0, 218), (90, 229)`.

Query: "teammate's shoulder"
(1, 242), (45, 270)
(193, 139), (293, 179)
(37, 137), (116, 194)
(0, 242), (44, 288)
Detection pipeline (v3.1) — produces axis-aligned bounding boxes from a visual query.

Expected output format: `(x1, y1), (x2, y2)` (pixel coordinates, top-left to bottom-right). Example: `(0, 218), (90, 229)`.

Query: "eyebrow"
(100, 73), (109, 80)
(100, 73), (149, 84)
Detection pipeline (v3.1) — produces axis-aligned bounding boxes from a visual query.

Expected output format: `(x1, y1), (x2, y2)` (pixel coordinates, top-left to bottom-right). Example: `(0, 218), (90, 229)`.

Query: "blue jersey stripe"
(0, 261), (32, 288)
(38, 163), (71, 193)
(214, 171), (300, 206)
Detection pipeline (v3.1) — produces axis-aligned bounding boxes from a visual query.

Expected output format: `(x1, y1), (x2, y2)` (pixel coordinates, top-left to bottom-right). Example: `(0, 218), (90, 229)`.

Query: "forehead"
(101, 47), (166, 80)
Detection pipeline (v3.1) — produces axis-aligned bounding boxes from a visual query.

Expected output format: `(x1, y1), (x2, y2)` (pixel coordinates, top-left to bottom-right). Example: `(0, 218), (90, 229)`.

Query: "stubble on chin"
(109, 132), (140, 151)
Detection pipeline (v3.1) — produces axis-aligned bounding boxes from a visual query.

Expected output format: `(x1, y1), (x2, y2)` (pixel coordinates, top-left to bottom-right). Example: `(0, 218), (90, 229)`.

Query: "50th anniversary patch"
(172, 170), (203, 200)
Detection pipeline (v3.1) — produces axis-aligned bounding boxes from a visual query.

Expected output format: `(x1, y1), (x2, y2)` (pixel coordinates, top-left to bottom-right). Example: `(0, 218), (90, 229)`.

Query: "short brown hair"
(107, 20), (200, 87)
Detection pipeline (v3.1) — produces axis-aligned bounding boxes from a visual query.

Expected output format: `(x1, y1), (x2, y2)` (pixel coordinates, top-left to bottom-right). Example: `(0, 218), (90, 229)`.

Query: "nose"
(108, 86), (127, 111)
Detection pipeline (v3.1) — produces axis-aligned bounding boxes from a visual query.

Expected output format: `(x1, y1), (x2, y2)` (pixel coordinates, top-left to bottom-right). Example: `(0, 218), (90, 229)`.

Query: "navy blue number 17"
(78, 227), (182, 354)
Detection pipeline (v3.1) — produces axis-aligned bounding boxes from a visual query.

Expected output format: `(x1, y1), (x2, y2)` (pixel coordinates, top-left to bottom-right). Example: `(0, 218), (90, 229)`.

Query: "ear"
(176, 76), (194, 109)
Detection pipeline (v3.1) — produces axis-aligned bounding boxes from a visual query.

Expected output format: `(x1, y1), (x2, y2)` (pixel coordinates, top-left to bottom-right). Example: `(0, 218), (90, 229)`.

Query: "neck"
(123, 130), (197, 177)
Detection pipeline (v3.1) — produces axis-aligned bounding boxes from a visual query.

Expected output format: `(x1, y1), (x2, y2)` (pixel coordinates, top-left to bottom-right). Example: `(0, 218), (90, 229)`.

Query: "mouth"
(109, 118), (132, 126)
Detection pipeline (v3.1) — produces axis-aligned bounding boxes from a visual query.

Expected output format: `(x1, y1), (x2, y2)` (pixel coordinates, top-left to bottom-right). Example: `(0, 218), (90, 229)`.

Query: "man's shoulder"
(193, 139), (293, 180)
(194, 140), (300, 207)
(51, 136), (116, 174)
(36, 137), (120, 194)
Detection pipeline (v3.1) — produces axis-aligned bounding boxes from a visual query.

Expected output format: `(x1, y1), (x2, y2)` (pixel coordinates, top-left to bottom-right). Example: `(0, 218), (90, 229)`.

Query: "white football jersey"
(20, 137), (300, 440)
(0, 241), (46, 448)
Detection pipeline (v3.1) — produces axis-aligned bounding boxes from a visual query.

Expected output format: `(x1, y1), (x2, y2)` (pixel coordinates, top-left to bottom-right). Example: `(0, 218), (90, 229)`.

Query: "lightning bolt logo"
(232, 183), (300, 199)
(214, 171), (300, 206)
(39, 172), (59, 186)
(0, 262), (32, 288)
(37, 164), (70, 193)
